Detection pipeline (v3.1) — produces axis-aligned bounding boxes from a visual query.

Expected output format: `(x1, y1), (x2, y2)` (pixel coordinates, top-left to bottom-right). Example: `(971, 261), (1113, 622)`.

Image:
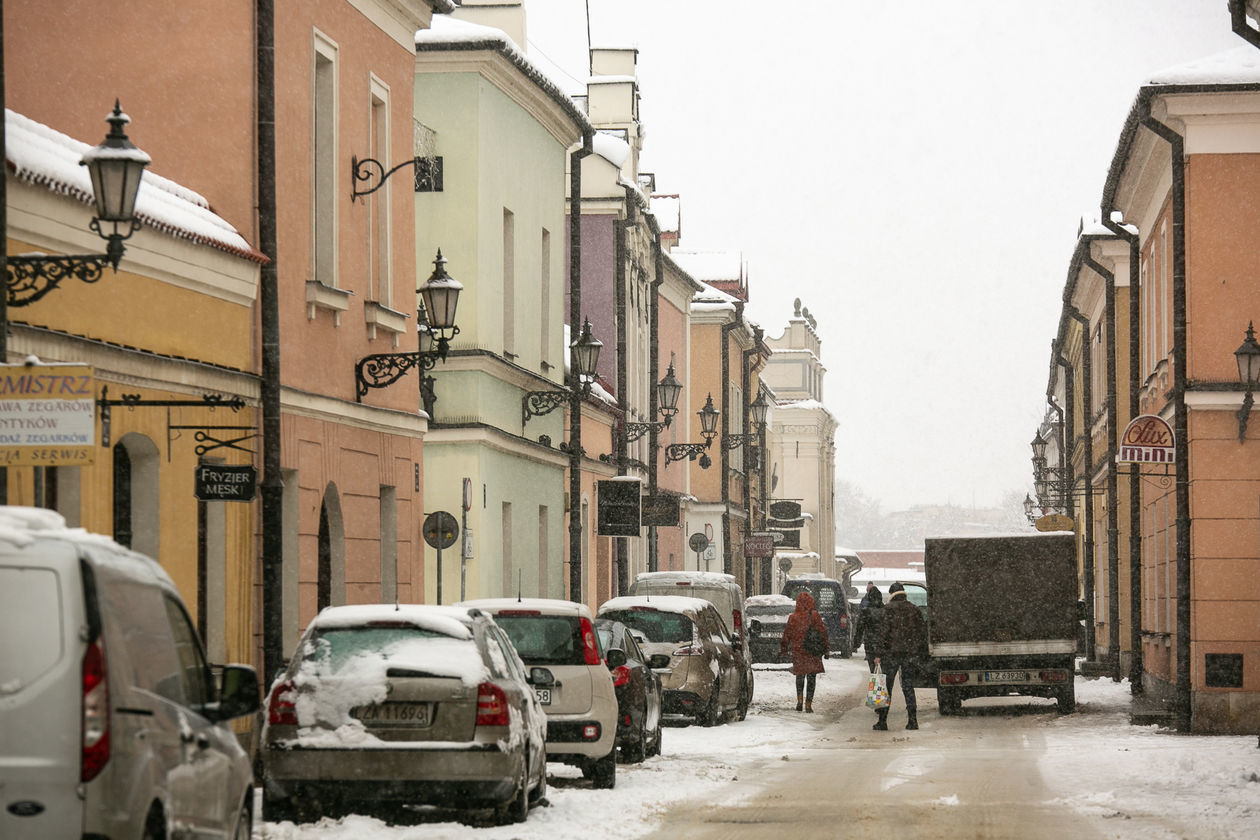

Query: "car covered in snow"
(744, 593), (797, 664)
(597, 595), (742, 726)
(261, 604), (548, 825)
(459, 598), (620, 788)
(593, 617), (668, 762)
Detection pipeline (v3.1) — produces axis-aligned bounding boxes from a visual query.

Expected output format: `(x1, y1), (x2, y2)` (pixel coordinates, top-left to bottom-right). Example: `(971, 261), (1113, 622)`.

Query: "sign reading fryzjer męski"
(194, 463), (257, 502)
(1118, 415), (1175, 464)
(0, 364), (95, 466)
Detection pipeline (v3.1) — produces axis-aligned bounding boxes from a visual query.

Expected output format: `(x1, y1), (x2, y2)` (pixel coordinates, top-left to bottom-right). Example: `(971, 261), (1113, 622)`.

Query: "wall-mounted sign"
(1118, 415), (1175, 464)
(769, 500), (802, 520)
(744, 533), (775, 558)
(194, 463), (257, 502)
(597, 479), (642, 537)
(1035, 514), (1075, 533)
(0, 364), (95, 467)
(640, 494), (680, 527)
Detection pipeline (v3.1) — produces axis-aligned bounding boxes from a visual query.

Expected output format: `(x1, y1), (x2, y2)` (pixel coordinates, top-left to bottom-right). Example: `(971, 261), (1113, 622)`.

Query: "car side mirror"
(207, 664), (261, 722)
(748, 618), (762, 637)
(605, 648), (627, 669)
(528, 666), (556, 687)
(648, 653), (671, 669)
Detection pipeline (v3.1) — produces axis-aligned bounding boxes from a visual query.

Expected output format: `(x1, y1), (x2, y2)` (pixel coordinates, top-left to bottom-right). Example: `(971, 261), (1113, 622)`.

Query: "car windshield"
(784, 583), (843, 610)
(600, 609), (694, 644)
(492, 615), (587, 666)
(300, 626), (456, 673)
(746, 603), (793, 617)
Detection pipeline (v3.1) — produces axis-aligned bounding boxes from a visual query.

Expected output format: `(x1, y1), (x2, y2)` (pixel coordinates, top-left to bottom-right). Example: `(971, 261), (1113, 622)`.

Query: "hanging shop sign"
(0, 364), (95, 467)
(597, 479), (642, 537)
(744, 533), (775, 558)
(640, 494), (681, 527)
(1118, 415), (1175, 464)
(1035, 513), (1075, 533)
(194, 463), (257, 502)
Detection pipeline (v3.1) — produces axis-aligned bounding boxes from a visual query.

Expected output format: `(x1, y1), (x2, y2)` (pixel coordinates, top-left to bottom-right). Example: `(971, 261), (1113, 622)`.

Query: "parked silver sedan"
(261, 604), (548, 825)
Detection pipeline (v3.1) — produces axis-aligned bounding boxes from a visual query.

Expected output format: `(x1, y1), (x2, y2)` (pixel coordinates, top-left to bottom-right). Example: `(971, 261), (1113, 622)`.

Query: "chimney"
(453, 0), (527, 50)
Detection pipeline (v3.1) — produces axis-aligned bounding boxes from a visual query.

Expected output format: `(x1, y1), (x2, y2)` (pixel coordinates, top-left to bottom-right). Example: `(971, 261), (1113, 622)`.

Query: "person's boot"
(796, 693), (803, 712)
(805, 699), (814, 713)
(906, 710), (918, 730)
(872, 709), (888, 730)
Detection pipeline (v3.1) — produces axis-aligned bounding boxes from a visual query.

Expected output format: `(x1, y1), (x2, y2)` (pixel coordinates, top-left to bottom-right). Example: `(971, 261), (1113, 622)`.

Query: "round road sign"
(689, 532), (709, 553)
(423, 511), (459, 550)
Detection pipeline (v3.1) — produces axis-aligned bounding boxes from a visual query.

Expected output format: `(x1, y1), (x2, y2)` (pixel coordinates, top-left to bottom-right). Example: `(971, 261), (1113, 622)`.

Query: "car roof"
(307, 603), (478, 640)
(633, 570), (737, 586)
(746, 593), (796, 608)
(458, 597), (594, 618)
(599, 594), (715, 617)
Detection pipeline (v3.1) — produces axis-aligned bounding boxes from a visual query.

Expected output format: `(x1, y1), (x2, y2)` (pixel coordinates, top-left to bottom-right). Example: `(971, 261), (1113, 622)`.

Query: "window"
(313, 32), (338, 289)
(502, 501), (513, 595)
(380, 486), (397, 604)
(503, 209), (515, 356)
(368, 77), (391, 306)
(540, 229), (551, 368)
(164, 597), (210, 709)
(538, 504), (549, 597)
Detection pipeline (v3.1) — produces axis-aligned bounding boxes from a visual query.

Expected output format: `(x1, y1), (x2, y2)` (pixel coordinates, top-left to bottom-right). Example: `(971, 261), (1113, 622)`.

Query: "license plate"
(535, 688), (551, 705)
(983, 671), (1028, 683)
(352, 702), (430, 725)
(763, 629), (782, 638)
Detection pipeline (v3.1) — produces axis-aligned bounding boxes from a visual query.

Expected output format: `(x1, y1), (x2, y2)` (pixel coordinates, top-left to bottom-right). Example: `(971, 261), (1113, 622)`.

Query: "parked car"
(744, 593), (797, 664)
(783, 574), (852, 657)
(598, 595), (742, 726)
(0, 506), (261, 840)
(626, 570), (754, 719)
(593, 618), (667, 762)
(261, 603), (548, 824)
(460, 598), (619, 788)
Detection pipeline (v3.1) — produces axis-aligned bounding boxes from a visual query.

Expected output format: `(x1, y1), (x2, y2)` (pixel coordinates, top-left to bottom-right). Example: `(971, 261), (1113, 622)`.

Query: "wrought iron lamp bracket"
(623, 420), (667, 443)
(523, 390), (569, 425)
(664, 441), (712, 467)
(7, 220), (142, 308)
(354, 346), (447, 402)
(351, 154), (420, 202)
(723, 433), (759, 450)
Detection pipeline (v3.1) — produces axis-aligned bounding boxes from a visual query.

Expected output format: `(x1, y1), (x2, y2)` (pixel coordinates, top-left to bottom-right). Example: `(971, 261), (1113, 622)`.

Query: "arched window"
(316, 483), (345, 612)
(112, 433), (160, 559)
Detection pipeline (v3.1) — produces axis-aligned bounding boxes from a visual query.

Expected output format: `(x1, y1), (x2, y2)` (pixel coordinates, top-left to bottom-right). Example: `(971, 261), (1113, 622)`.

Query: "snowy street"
(258, 658), (1259, 840)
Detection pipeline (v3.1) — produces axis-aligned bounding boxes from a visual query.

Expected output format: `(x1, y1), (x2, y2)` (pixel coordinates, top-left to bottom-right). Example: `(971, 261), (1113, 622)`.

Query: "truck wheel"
(1056, 687), (1076, 714)
(937, 688), (961, 716)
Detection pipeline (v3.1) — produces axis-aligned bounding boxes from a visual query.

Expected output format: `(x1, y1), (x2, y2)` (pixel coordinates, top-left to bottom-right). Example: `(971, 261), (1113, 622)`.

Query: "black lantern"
(749, 391), (770, 429)
(81, 101), (150, 227)
(1234, 321), (1260, 443)
(657, 363), (683, 424)
(698, 393), (720, 442)
(418, 250), (462, 339)
(1030, 431), (1048, 462)
(571, 318), (602, 382)
(1024, 493), (1036, 522)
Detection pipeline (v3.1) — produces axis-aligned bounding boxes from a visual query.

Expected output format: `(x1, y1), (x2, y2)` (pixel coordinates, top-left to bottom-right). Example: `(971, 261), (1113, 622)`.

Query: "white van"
(626, 571), (754, 720)
(0, 507), (261, 840)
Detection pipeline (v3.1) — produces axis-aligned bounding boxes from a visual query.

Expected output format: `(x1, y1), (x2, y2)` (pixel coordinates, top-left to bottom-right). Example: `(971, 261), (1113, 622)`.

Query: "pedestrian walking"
(852, 586), (884, 672)
(781, 590), (829, 712)
(873, 582), (927, 730)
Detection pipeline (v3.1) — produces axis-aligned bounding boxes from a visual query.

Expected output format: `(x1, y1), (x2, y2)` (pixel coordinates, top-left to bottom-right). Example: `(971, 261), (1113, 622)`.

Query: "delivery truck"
(925, 532), (1078, 714)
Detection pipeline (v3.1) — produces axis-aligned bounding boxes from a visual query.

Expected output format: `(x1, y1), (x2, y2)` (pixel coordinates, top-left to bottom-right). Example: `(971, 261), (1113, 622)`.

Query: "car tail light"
(267, 680), (298, 725)
(611, 665), (631, 687)
(476, 682), (510, 727)
(732, 609), (743, 637)
(582, 724), (601, 740)
(672, 644), (703, 656)
(81, 638), (110, 782)
(622, 713), (631, 726)
(940, 672), (969, 685)
(580, 617), (601, 666)
(839, 614), (848, 629)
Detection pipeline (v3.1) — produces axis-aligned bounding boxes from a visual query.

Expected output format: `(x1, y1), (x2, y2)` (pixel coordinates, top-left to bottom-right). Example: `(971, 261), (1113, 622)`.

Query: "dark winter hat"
(888, 581), (905, 594)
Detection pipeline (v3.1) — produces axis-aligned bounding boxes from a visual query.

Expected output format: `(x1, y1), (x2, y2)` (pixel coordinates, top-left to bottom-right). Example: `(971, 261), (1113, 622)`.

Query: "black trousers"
(795, 673), (817, 700)
(880, 656), (918, 712)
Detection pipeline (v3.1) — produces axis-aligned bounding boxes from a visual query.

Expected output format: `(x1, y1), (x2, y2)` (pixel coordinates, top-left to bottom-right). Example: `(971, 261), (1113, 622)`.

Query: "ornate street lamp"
(522, 318), (602, 424)
(355, 250), (462, 403)
(665, 393), (720, 468)
(623, 362), (685, 443)
(7, 101), (150, 306)
(1234, 321), (1260, 443)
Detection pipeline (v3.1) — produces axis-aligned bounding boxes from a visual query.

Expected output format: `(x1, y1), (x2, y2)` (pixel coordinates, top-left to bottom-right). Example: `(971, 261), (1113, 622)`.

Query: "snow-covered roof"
(598, 594), (716, 617)
(671, 249), (744, 284)
(650, 194), (679, 234)
(5, 109), (265, 264)
(745, 593), (795, 608)
(592, 131), (630, 167)
(459, 596), (594, 618)
(633, 570), (736, 585)
(414, 16), (593, 135)
(1148, 45), (1260, 86)
(308, 604), (475, 640)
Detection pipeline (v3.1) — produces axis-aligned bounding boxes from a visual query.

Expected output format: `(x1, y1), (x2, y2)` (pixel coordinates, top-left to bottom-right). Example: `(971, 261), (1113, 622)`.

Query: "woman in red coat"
(780, 590), (829, 712)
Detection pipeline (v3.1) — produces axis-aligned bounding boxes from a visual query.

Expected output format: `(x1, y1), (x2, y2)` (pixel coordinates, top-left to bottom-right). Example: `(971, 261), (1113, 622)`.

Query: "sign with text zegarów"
(1118, 415), (1175, 464)
(0, 364), (95, 467)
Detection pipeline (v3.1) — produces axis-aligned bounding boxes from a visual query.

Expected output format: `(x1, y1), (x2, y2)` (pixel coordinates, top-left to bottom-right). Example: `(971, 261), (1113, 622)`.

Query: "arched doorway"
(316, 483), (345, 612)
(112, 433), (160, 559)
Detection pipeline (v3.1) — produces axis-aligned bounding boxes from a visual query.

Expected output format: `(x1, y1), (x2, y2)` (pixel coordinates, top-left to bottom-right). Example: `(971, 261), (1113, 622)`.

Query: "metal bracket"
(97, 387), (248, 455)
(355, 350), (442, 402)
(665, 442), (712, 467)
(523, 390), (569, 425)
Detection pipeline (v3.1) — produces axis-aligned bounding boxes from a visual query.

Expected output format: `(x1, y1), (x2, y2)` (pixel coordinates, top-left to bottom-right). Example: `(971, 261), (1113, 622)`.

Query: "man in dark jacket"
(852, 586), (884, 673)
(874, 582), (927, 730)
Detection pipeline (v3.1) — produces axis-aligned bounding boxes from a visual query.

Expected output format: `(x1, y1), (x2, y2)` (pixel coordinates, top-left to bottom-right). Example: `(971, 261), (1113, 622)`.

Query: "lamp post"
(5, 102), (150, 308)
(354, 250), (462, 405)
(522, 318), (602, 423)
(1234, 321), (1260, 443)
(664, 393), (720, 469)
(622, 362), (684, 443)
(1024, 493), (1037, 524)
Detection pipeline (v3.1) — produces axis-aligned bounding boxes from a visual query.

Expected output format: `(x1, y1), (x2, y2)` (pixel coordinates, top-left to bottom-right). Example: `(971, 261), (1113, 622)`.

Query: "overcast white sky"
(523, 1), (1240, 512)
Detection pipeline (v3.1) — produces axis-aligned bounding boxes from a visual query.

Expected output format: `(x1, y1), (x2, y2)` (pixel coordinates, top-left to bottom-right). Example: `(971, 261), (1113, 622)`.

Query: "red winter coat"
(780, 590), (829, 675)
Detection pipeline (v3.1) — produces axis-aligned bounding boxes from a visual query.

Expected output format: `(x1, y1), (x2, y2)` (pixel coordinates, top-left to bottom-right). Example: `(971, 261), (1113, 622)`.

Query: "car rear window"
(600, 609), (693, 645)
(784, 583), (843, 611)
(492, 615), (587, 666)
(302, 626), (455, 673)
(0, 567), (63, 694)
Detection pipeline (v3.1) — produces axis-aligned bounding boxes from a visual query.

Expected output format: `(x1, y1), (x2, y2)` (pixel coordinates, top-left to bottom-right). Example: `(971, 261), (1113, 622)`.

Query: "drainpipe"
(720, 303), (743, 576)
(740, 327), (761, 595)
(1141, 113), (1191, 733)
(568, 131), (592, 605)
(1103, 211), (1145, 695)
(1067, 306), (1095, 662)
(257, 0), (286, 681)
(613, 186), (635, 597)
(1083, 252), (1123, 682)
(1057, 324), (1096, 660)
(647, 216), (663, 572)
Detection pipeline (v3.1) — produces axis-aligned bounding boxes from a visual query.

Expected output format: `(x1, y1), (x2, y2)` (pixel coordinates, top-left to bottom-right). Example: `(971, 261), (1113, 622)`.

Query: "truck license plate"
(983, 671), (1028, 683)
(535, 688), (551, 705)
